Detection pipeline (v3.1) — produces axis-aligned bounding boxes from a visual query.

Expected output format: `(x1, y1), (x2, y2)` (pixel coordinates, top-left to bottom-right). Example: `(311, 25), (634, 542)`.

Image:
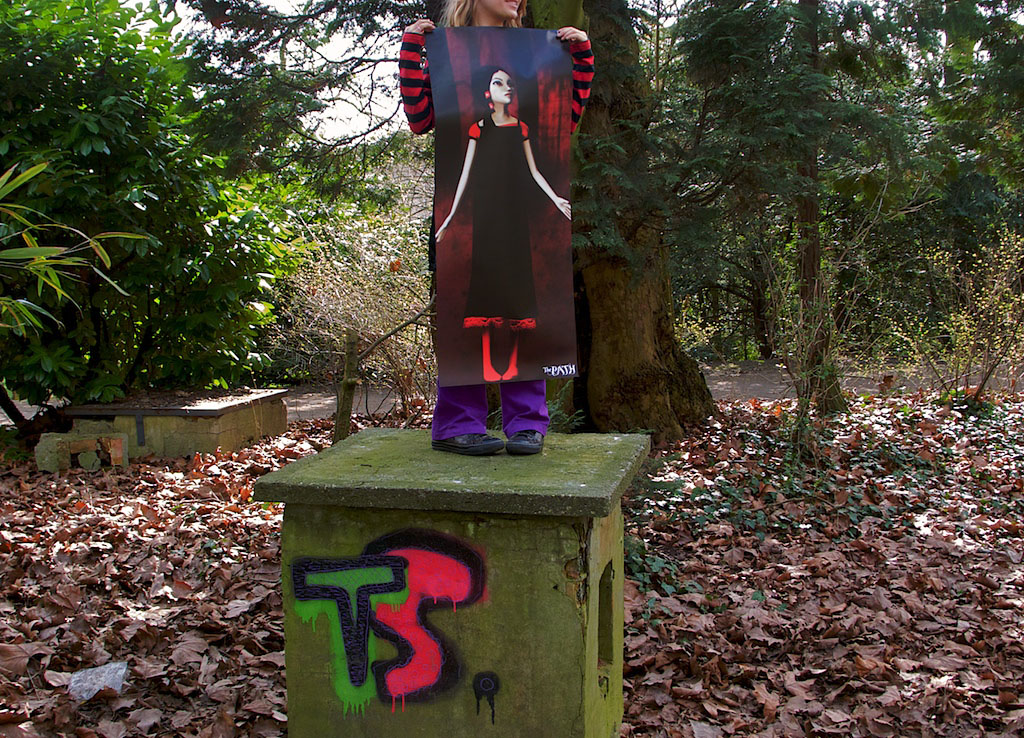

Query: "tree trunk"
(795, 0), (846, 414)
(579, 248), (712, 440)
(750, 284), (772, 360)
(567, 0), (713, 442)
(0, 383), (26, 429)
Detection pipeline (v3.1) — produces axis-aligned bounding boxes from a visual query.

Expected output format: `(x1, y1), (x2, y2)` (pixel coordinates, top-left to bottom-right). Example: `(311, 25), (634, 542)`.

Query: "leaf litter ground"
(624, 395), (1024, 737)
(0, 396), (1022, 737)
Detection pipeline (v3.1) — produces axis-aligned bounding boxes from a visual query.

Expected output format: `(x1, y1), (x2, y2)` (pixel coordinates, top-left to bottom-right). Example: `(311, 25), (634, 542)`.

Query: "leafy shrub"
(0, 0), (297, 406)
(259, 206), (434, 409)
(0, 162), (135, 336)
(897, 232), (1024, 402)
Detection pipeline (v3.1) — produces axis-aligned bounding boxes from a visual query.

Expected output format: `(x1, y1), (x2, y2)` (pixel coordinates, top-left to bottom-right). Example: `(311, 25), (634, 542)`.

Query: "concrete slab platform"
(254, 428), (650, 517)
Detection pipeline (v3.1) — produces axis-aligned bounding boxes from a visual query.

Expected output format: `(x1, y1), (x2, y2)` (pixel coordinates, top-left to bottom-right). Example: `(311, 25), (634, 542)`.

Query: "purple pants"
(432, 380), (549, 440)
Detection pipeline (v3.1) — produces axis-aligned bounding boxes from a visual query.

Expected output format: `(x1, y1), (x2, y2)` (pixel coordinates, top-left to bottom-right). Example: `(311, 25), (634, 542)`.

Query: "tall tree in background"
(546, 0), (714, 439)
(793, 0), (846, 412)
(656, 0), (804, 363)
(661, 0), (947, 405)
(932, 0), (1024, 186)
(180, 0), (420, 198)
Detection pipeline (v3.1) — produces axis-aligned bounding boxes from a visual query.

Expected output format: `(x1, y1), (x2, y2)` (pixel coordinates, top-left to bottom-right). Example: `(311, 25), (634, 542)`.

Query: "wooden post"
(333, 329), (360, 444)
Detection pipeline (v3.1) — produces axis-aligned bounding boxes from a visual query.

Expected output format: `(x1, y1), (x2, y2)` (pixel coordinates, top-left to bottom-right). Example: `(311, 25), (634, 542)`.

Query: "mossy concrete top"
(254, 428), (650, 517)
(65, 388), (287, 417)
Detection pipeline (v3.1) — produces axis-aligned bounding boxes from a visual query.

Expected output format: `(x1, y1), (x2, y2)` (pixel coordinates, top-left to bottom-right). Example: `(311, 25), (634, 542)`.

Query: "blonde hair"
(441, 0), (526, 27)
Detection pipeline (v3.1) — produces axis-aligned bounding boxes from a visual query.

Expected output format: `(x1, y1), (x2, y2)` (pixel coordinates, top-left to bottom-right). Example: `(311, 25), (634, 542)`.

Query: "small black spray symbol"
(473, 672), (500, 725)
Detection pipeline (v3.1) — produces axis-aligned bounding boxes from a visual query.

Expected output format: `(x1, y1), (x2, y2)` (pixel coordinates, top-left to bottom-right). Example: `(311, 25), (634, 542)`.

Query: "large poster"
(426, 28), (578, 387)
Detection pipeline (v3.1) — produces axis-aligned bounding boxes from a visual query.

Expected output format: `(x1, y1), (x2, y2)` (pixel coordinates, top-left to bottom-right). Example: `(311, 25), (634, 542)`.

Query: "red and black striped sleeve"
(400, 31), (434, 134)
(569, 39), (595, 133)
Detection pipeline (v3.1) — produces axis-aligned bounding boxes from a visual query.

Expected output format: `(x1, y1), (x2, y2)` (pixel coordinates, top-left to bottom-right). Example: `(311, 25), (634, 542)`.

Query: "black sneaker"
(431, 433), (505, 456)
(505, 430), (544, 455)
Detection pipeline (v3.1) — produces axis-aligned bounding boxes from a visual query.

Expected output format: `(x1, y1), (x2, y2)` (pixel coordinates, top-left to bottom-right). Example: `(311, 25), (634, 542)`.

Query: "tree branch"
(358, 294), (435, 362)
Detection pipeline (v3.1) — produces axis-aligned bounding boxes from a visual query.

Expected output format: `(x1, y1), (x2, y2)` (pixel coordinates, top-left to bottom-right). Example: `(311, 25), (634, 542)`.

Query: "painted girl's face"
(489, 70), (514, 105)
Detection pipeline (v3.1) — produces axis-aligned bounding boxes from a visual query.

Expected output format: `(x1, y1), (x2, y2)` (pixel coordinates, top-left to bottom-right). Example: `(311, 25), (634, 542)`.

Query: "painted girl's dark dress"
(462, 117), (537, 331)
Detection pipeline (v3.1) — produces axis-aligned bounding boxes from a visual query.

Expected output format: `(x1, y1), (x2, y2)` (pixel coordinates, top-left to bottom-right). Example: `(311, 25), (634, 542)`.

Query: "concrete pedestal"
(254, 428), (648, 738)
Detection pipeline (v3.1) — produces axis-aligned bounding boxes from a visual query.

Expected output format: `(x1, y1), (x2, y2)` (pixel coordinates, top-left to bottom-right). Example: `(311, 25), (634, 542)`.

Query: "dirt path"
(702, 360), (912, 401)
(0, 363), (921, 427)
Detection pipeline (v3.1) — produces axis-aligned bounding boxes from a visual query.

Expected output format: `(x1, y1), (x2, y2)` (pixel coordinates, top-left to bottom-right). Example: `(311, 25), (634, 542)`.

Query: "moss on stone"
(254, 429), (650, 517)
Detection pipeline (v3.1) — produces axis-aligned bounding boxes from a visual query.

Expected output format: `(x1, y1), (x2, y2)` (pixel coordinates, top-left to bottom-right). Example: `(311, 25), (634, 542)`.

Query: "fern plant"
(0, 162), (132, 335)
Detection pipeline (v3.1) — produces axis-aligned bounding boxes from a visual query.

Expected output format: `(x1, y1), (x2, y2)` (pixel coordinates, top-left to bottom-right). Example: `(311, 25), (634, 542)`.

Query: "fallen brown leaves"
(2, 396), (1023, 738)
(622, 395), (1024, 737)
(0, 418), (334, 738)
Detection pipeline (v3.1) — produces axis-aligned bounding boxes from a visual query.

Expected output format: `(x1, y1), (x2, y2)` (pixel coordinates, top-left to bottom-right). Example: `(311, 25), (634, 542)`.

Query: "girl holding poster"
(400, 0), (594, 456)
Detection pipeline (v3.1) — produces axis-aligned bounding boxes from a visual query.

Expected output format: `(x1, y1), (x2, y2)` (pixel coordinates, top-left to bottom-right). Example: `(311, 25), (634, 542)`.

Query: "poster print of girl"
(426, 27), (578, 390)
(434, 63), (571, 382)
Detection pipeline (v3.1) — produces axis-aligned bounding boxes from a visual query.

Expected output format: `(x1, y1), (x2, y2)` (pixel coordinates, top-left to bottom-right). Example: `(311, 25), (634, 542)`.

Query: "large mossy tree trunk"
(579, 248), (714, 440)
(534, 0), (714, 442)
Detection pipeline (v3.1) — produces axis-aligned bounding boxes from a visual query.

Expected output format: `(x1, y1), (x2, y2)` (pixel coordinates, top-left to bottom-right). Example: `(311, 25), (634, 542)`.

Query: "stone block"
(256, 428), (646, 517)
(35, 432), (129, 473)
(66, 389), (288, 459)
(255, 428), (649, 738)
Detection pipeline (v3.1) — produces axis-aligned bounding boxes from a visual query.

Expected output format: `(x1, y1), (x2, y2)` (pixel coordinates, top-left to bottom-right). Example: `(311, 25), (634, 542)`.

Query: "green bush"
(0, 162), (140, 335)
(0, 0), (297, 406)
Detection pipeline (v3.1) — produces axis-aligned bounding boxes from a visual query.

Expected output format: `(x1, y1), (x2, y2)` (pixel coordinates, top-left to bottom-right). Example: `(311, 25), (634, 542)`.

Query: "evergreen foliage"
(658, 0), (1024, 377)
(176, 0), (427, 197)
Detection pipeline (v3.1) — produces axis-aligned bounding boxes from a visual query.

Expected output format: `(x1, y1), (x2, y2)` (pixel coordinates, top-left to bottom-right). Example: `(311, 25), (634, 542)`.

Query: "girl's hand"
(556, 27), (587, 43)
(554, 196), (571, 219)
(436, 221), (449, 242)
(405, 18), (435, 35)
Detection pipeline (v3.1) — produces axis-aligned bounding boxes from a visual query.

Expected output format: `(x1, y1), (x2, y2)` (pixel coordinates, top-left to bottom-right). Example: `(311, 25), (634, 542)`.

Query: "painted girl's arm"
(523, 140), (571, 220)
(436, 139), (478, 242)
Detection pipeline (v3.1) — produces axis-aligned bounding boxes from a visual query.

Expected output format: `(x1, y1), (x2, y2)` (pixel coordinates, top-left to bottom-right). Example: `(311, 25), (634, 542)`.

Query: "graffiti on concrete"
(292, 529), (487, 715)
(473, 671), (501, 724)
(291, 555), (407, 690)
